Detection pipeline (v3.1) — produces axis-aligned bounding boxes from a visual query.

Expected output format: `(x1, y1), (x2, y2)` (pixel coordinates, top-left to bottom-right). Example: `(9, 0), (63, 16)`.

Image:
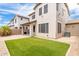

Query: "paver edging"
(66, 44), (71, 56)
(4, 41), (10, 56)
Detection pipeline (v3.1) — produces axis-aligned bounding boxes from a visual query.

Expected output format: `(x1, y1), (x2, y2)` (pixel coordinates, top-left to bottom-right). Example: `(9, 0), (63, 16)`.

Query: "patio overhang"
(21, 20), (37, 26)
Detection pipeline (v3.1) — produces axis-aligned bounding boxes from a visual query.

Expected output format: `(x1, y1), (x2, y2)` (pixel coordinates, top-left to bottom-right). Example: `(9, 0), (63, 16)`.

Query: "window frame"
(44, 4), (48, 14)
(57, 22), (61, 33)
(56, 3), (59, 11)
(39, 7), (42, 16)
(39, 23), (49, 33)
(21, 17), (23, 20)
(32, 14), (35, 19)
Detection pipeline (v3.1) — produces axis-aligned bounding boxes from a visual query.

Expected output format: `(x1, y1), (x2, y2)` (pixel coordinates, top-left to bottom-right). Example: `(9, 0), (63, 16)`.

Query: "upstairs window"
(44, 4), (48, 14)
(32, 14), (35, 19)
(56, 3), (59, 11)
(57, 22), (61, 33)
(39, 7), (42, 16)
(21, 17), (22, 20)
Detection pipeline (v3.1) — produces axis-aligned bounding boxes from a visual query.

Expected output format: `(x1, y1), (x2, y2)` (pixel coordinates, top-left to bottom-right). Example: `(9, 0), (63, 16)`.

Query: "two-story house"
(8, 15), (29, 35)
(21, 3), (69, 38)
(21, 12), (36, 36)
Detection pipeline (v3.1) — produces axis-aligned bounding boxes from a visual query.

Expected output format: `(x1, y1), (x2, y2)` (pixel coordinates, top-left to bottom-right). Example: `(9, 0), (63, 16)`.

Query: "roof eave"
(33, 3), (42, 10)
(64, 3), (70, 16)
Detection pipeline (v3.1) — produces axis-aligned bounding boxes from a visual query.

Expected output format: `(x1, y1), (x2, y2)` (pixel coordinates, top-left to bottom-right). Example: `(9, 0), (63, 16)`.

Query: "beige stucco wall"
(66, 24), (79, 36)
(29, 22), (36, 36)
(33, 3), (69, 38)
(34, 3), (57, 38)
(56, 3), (69, 38)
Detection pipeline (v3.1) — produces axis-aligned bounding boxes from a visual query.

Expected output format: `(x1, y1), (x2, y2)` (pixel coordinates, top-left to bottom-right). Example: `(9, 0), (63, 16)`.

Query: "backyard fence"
(11, 29), (22, 35)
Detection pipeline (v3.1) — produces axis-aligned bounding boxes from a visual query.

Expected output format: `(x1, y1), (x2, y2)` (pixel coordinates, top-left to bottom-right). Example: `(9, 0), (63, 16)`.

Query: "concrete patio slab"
(51, 36), (79, 56)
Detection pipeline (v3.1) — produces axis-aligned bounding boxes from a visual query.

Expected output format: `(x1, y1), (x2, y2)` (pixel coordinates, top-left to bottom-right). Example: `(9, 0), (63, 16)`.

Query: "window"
(57, 22), (61, 33)
(44, 4), (48, 14)
(39, 7), (42, 16)
(15, 27), (17, 29)
(39, 23), (48, 33)
(45, 23), (48, 33)
(32, 14), (35, 19)
(15, 19), (16, 23)
(26, 27), (28, 29)
(56, 3), (59, 11)
(39, 24), (41, 32)
(21, 17), (22, 20)
(20, 27), (22, 29)
(41, 24), (45, 33)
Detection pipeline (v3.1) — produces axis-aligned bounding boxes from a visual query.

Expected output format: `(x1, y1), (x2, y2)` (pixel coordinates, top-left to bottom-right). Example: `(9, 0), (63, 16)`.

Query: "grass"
(5, 37), (70, 56)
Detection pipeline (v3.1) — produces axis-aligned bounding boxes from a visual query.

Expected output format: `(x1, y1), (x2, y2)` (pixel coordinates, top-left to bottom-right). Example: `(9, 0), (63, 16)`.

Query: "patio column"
(29, 25), (32, 36)
(22, 26), (24, 35)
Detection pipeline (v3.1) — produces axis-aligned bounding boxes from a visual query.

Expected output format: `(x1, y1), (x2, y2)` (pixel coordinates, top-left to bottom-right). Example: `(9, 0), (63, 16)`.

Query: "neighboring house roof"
(16, 15), (29, 19)
(28, 12), (35, 16)
(7, 16), (16, 25)
(7, 14), (29, 25)
(66, 20), (79, 25)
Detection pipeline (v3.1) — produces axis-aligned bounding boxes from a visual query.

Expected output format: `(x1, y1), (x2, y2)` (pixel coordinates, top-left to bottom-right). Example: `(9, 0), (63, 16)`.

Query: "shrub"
(0, 26), (12, 36)
(0, 28), (4, 36)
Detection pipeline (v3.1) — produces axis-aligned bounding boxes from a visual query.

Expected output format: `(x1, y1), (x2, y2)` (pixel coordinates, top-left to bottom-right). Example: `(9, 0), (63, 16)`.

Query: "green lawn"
(5, 37), (70, 56)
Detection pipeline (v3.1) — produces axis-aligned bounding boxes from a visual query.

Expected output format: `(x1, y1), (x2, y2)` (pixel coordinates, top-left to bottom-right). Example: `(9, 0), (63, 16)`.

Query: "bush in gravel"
(0, 26), (12, 36)
(0, 28), (4, 36)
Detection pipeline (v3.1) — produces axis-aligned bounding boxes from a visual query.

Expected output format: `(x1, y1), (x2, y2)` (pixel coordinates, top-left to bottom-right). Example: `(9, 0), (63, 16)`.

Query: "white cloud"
(3, 21), (9, 24)
(70, 8), (79, 16)
(17, 4), (34, 16)
(0, 4), (34, 16)
(0, 16), (3, 21)
(0, 24), (5, 26)
(0, 3), (34, 26)
(0, 11), (10, 14)
(0, 18), (2, 21)
(68, 3), (79, 10)
(67, 3), (79, 19)
(0, 21), (10, 26)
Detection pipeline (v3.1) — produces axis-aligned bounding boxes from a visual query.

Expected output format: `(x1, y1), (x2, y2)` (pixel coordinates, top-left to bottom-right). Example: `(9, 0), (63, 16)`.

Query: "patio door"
(33, 25), (35, 35)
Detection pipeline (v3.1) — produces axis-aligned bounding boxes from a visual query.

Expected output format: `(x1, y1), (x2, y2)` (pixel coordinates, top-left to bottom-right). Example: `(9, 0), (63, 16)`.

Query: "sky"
(0, 3), (34, 26)
(0, 3), (79, 26)
(68, 3), (79, 20)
